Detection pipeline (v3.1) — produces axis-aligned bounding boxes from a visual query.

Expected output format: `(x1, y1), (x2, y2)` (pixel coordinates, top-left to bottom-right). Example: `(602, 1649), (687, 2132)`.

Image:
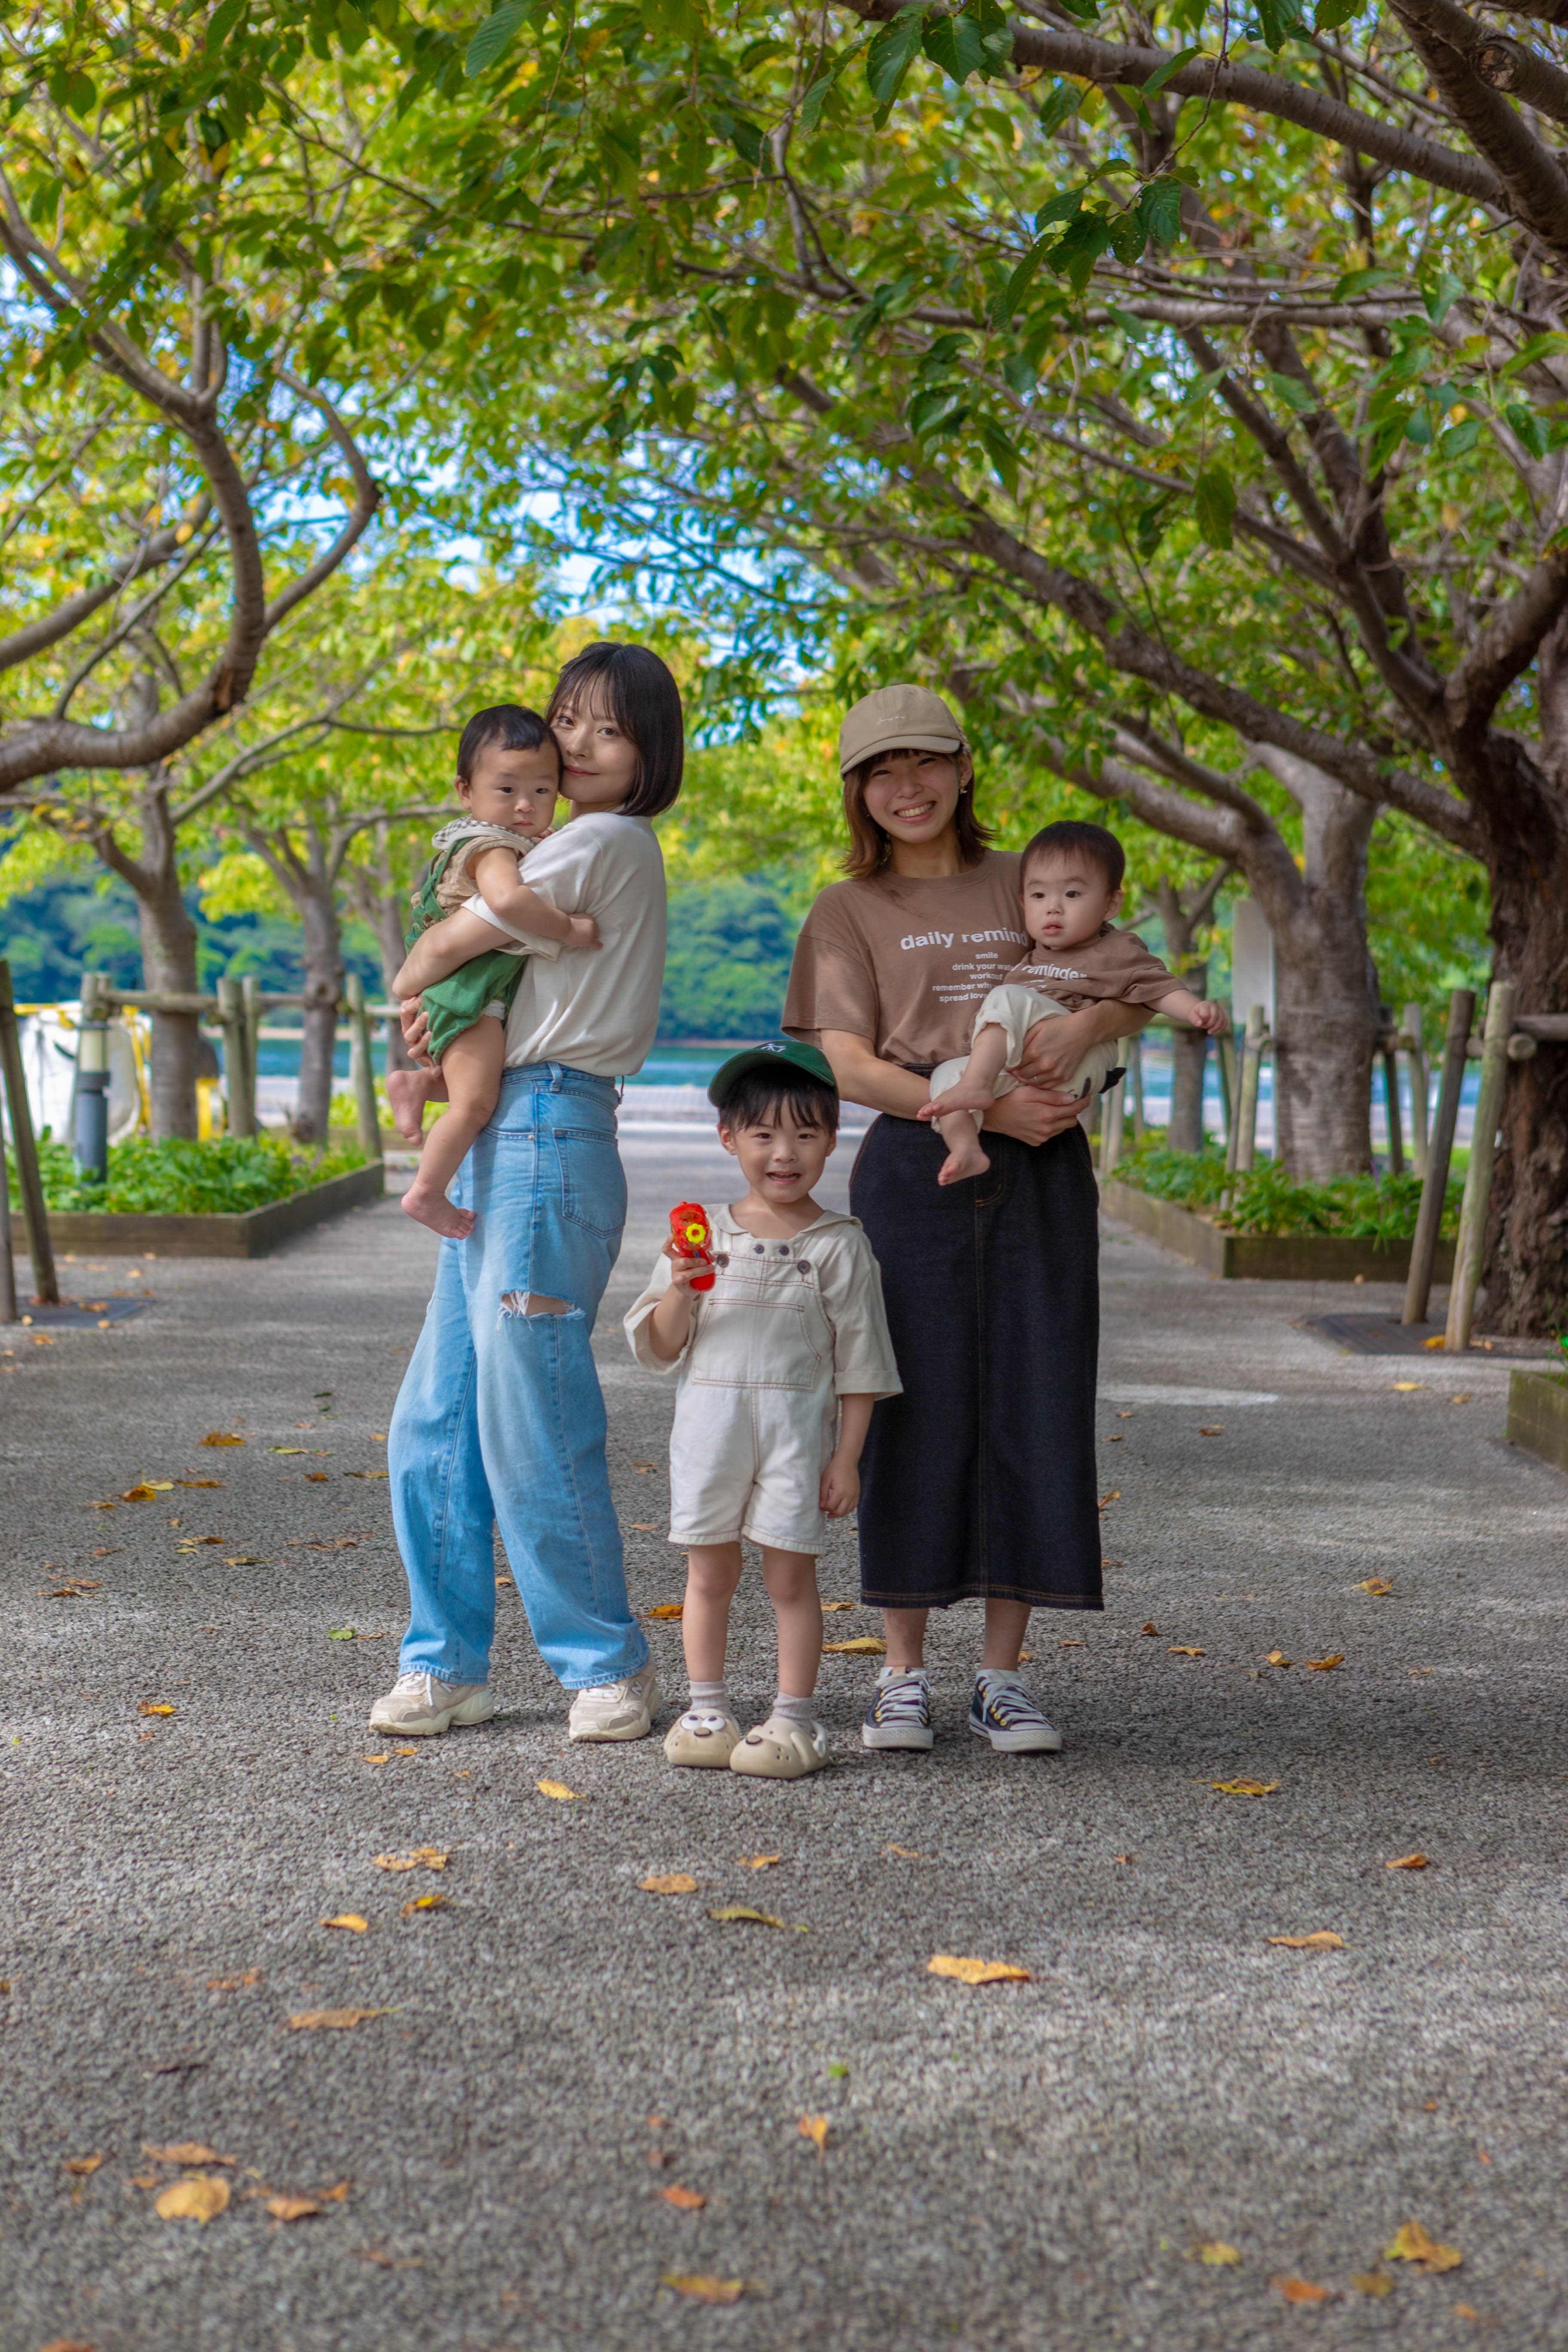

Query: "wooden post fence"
(241, 976), (261, 1133)
(1402, 987), (1473, 1328)
(1127, 1032), (1145, 1143)
(0, 958), (59, 1305)
(345, 973), (383, 1163)
(1444, 980), (1516, 1354)
(1381, 1024), (1404, 1176)
(1401, 1003), (1430, 1178)
(1098, 1071), (1125, 1181)
(216, 977), (254, 1139)
(1230, 1003), (1267, 1178)
(0, 1084), (15, 1323)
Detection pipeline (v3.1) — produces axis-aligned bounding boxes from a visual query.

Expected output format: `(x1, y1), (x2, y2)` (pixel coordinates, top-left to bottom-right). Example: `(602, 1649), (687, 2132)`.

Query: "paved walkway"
(3, 1133), (1565, 2352)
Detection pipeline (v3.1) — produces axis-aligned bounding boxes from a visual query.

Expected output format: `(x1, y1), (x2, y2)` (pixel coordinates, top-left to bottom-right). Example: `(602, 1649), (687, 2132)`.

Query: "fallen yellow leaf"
(1266, 1650), (1291, 1668)
(1305, 1654), (1344, 1671)
(885, 1844), (928, 1860)
(156, 2175), (230, 2223)
(1423, 1333), (1446, 1348)
(822, 1636), (886, 1654)
(821, 1600), (855, 1611)
(401, 1893), (448, 1915)
(1391, 1381), (1423, 1392)
(320, 1915), (368, 1934)
(286, 2007), (397, 2031)
(372, 1848), (450, 1871)
(646, 1603), (683, 1618)
(393, 1746), (419, 1757)
(629, 1523), (659, 1531)
(661, 2275), (754, 2304)
(1198, 2241), (1241, 2267)
(1099, 1489), (1120, 1507)
(144, 2143), (236, 2167)
(63, 2153), (106, 2175)
(120, 1482), (168, 1501)
(707, 1905), (806, 1930)
(1197, 1425), (1225, 1435)
(362, 1754), (389, 1765)
(536, 1779), (582, 1801)
(318, 2180), (352, 2201)
(1385, 2219), (1461, 2272)
(1211, 1779), (1278, 1796)
(928, 1954), (1031, 1986)
(269, 1446), (307, 1455)
(1274, 2275), (1331, 2304)
(662, 2184), (706, 2210)
(1356, 1577), (1394, 1595)
(1141, 1622), (1161, 1635)
(1268, 1932), (1345, 1951)
(737, 1854), (781, 1868)
(639, 1873), (697, 1894)
(1169, 1645), (1204, 1657)
(208, 1970), (260, 1991)
(1387, 1852), (1431, 1870)
(798, 2114), (829, 2156)
(177, 1478), (222, 1488)
(266, 2194), (322, 2222)
(1353, 2271), (1393, 2297)
(201, 1431), (245, 1446)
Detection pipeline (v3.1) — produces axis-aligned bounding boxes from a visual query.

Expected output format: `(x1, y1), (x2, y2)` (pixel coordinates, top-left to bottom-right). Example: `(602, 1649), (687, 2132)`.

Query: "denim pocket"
(555, 1128), (627, 1239)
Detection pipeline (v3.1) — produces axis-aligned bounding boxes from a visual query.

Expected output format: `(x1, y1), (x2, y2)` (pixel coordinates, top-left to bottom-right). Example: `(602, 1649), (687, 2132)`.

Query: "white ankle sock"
(689, 1679), (729, 1714)
(772, 1691), (815, 1725)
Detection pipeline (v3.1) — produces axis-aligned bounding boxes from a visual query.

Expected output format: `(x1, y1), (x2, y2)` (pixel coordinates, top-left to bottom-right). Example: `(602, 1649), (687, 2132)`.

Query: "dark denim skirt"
(849, 1110), (1102, 1611)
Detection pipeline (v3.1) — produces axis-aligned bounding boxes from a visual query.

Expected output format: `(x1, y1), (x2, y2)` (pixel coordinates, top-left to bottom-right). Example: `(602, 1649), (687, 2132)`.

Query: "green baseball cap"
(707, 1038), (838, 1107)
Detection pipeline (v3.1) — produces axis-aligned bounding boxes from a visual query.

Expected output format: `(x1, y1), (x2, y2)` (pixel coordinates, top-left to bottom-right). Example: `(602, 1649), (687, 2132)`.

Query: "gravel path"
(3, 1130), (1565, 2352)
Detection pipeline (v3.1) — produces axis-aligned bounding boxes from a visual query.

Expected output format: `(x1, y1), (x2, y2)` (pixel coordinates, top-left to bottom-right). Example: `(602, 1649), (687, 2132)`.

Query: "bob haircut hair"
(456, 703), (557, 785)
(713, 1065), (839, 1136)
(840, 746), (992, 882)
(1021, 818), (1126, 895)
(545, 641), (684, 820)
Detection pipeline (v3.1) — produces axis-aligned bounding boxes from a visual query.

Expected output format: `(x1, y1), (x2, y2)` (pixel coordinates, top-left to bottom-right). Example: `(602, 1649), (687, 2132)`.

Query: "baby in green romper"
(387, 704), (600, 1238)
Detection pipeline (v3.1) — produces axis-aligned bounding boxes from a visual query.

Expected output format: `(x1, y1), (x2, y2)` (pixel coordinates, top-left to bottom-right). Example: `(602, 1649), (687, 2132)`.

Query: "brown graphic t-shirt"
(783, 854), (1029, 1069)
(1000, 928), (1173, 1015)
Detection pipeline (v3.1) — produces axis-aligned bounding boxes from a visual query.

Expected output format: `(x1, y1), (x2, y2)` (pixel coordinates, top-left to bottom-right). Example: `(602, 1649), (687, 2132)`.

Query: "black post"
(1402, 987), (1475, 1328)
(0, 959), (59, 1305)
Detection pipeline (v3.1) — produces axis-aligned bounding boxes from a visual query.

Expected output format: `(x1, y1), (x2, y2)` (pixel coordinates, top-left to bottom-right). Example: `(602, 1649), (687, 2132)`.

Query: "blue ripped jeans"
(389, 1063), (649, 1692)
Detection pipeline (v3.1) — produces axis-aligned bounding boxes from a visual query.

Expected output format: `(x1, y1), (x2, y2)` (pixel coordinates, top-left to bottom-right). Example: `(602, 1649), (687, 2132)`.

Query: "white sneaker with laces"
(567, 1660), (660, 1742)
(368, 1670), (495, 1737)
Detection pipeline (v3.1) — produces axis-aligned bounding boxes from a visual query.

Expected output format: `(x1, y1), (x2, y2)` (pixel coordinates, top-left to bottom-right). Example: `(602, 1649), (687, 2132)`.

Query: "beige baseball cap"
(838, 683), (967, 779)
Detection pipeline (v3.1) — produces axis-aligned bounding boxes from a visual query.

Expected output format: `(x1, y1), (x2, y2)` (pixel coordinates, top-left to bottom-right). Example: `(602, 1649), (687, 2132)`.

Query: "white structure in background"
(1230, 898), (1276, 1031)
(0, 1004), (144, 1148)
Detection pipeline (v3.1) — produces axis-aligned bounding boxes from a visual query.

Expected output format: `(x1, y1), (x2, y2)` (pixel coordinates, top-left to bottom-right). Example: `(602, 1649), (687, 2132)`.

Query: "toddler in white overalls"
(625, 1041), (900, 1781)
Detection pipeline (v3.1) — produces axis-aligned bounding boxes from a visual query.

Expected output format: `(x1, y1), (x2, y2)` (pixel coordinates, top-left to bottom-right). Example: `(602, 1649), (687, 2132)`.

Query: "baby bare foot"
(386, 1069), (432, 1145)
(400, 1180), (476, 1240)
(938, 1139), (991, 1186)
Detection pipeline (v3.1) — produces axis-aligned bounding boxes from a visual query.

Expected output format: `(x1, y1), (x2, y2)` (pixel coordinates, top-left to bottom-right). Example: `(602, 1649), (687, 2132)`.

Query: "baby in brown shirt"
(919, 819), (1227, 1185)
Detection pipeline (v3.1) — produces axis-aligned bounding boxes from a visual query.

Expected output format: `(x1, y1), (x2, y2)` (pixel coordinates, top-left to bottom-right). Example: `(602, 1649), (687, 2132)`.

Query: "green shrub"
(9, 1132), (365, 1215)
(1114, 1137), (1461, 1240)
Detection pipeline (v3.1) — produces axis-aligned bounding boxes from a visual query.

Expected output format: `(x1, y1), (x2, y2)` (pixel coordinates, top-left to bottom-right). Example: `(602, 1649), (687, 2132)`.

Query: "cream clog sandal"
(728, 1715), (830, 1780)
(663, 1708), (742, 1768)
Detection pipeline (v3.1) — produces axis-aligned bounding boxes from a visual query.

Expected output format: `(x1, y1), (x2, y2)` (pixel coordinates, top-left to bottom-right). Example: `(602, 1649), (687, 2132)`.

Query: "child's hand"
(1188, 1000), (1228, 1035)
(566, 914), (602, 950)
(820, 1452), (860, 1519)
(659, 1240), (708, 1295)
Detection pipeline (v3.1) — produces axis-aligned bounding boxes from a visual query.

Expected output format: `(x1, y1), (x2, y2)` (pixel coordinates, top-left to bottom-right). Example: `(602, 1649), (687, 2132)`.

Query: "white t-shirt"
(474, 811), (666, 1077)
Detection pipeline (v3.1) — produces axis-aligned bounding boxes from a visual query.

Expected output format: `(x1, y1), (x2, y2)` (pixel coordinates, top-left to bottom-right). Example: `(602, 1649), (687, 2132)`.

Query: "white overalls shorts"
(668, 1231), (841, 1557)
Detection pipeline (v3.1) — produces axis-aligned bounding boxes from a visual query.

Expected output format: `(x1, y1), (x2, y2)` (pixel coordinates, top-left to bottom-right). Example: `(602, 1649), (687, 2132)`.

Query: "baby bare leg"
(385, 1063), (446, 1142)
(760, 1545), (823, 1699)
(399, 1018), (506, 1240)
(682, 1544), (745, 1685)
(929, 1022), (1013, 1118)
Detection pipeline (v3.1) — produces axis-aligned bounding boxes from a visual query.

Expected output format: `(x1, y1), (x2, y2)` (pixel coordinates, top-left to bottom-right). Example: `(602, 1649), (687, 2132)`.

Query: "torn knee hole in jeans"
(499, 1291), (573, 1318)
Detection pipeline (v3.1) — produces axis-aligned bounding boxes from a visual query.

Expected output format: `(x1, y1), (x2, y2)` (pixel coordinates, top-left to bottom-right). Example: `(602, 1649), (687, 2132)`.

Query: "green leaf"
(1194, 464), (1237, 550)
(923, 11), (986, 84)
(1109, 211), (1147, 265)
(909, 385), (971, 437)
(205, 0), (250, 54)
(1001, 351), (1037, 398)
(799, 72), (840, 135)
(712, 110), (766, 168)
(1035, 80), (1082, 137)
(1002, 236), (1051, 320)
(1050, 211), (1113, 296)
(1140, 43), (1200, 98)
(1035, 187), (1088, 232)
(1255, 0), (1306, 51)
(1314, 0), (1357, 27)
(1332, 265), (1400, 301)
(1499, 331), (1568, 379)
(981, 421), (1021, 496)
(464, 1), (529, 80)
(1504, 401), (1550, 459)
(1134, 490), (1176, 557)
(867, 8), (925, 109)
(1136, 179), (1184, 246)
(1423, 272), (1465, 326)
(1265, 369), (1318, 415)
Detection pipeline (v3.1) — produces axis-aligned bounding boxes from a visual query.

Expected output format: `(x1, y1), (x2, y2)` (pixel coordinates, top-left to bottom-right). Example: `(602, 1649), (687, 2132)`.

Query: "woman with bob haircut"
(784, 684), (1147, 1756)
(371, 641), (683, 1748)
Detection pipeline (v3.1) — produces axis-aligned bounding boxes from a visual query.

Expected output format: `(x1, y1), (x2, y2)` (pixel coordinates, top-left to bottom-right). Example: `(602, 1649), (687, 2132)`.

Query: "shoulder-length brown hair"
(546, 641), (683, 819)
(840, 749), (993, 882)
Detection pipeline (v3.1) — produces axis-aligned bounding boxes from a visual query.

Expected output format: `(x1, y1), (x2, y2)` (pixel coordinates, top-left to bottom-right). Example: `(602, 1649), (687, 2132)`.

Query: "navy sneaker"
(969, 1675), (1062, 1753)
(861, 1667), (935, 1751)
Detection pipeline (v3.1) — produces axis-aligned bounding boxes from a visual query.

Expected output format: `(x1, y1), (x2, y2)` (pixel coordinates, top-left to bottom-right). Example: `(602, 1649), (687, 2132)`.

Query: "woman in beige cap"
(782, 685), (1148, 1754)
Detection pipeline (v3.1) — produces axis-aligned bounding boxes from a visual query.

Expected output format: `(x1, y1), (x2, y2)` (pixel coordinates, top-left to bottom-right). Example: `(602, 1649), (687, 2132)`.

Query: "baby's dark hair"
(456, 704), (559, 785)
(1021, 818), (1125, 894)
(714, 1067), (839, 1136)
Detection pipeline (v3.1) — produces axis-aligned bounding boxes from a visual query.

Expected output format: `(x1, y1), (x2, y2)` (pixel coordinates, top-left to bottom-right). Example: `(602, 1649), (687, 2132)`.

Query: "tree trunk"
(1167, 986), (1209, 1153)
(1473, 744), (1568, 1335)
(292, 878), (344, 1146)
(1243, 755), (1381, 1179)
(111, 781), (202, 1140)
(366, 894), (416, 1073)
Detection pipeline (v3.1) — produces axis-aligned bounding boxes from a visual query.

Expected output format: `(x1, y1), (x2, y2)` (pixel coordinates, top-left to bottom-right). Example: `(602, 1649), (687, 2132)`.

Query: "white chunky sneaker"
(567, 1660), (660, 1742)
(368, 1670), (495, 1737)
(861, 1666), (935, 1751)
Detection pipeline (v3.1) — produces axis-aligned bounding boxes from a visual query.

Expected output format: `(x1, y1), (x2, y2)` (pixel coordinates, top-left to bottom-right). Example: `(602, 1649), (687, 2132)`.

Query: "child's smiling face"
(1023, 854), (1121, 953)
(718, 1104), (837, 1206)
(458, 741), (562, 836)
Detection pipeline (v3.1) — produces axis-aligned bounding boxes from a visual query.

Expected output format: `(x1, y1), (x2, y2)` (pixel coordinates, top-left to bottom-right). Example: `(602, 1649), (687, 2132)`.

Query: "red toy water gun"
(670, 1200), (716, 1291)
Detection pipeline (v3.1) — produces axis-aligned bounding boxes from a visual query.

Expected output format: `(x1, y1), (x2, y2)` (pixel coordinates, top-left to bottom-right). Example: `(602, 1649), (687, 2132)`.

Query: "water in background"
(256, 1034), (746, 1088)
